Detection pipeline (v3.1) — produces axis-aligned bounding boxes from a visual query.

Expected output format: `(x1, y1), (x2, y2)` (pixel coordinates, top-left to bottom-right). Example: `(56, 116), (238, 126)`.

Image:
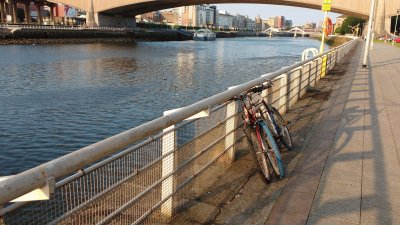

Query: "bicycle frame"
(234, 86), (285, 179)
(260, 99), (281, 137)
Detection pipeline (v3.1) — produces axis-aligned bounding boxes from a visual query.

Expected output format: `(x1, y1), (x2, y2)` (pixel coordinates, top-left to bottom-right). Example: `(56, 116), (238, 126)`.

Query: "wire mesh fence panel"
(3, 138), (164, 225)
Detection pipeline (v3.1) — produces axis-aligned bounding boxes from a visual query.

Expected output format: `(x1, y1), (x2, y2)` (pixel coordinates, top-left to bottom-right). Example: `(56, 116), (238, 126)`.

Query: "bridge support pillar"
(49, 4), (55, 24)
(0, 0), (5, 24)
(34, 2), (43, 25)
(94, 13), (136, 28)
(7, 0), (17, 23)
(374, 0), (386, 36)
(24, 2), (30, 24)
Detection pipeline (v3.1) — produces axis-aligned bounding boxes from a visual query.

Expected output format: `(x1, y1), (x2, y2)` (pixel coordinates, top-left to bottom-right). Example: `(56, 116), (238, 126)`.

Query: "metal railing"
(0, 38), (358, 225)
(0, 24), (134, 32)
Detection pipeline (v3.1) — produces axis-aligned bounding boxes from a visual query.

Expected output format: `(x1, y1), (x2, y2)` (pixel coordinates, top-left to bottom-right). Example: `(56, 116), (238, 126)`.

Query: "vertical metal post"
(225, 100), (237, 163)
(300, 64), (309, 97)
(319, 10), (328, 53)
(294, 68), (301, 105)
(277, 74), (288, 114)
(161, 117), (175, 219)
(310, 60), (316, 87)
(362, 0), (377, 68)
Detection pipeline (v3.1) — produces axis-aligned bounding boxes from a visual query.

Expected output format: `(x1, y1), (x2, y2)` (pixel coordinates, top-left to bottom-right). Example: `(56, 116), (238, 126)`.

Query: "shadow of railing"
(308, 43), (395, 224)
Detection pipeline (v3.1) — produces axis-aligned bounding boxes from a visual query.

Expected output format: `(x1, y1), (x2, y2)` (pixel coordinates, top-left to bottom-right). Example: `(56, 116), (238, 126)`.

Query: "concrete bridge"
(1, 0), (399, 34)
(52, 0), (399, 35)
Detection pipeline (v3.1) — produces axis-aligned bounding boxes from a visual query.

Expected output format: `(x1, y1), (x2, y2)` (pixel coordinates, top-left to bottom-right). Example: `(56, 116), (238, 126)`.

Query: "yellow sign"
(322, 4), (331, 11)
(322, 0), (331, 11)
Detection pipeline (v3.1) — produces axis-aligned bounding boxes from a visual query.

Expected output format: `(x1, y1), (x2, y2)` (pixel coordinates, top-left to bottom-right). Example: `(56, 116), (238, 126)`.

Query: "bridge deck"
(170, 41), (400, 225)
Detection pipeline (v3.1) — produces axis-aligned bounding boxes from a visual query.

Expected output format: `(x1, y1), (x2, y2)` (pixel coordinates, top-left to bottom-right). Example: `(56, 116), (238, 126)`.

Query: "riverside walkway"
(265, 42), (400, 225)
(170, 42), (400, 225)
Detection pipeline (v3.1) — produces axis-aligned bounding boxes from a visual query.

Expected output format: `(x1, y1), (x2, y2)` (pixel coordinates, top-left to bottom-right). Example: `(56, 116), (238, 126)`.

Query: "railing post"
(161, 119), (175, 219)
(279, 74), (288, 114)
(293, 68), (301, 108)
(300, 63), (310, 97)
(225, 87), (238, 163)
(316, 57), (322, 82)
(334, 50), (338, 67)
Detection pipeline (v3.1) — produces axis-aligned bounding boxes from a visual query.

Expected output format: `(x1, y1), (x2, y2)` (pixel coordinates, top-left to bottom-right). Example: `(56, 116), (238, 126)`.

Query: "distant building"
(217, 11), (234, 30)
(255, 15), (262, 31)
(246, 16), (256, 31)
(276, 16), (285, 29)
(285, 20), (293, 29)
(266, 17), (276, 28)
(206, 6), (217, 27)
(136, 11), (162, 23)
(304, 22), (317, 30)
(334, 15), (347, 32)
(233, 14), (246, 30)
(262, 19), (270, 30)
(157, 5), (216, 27)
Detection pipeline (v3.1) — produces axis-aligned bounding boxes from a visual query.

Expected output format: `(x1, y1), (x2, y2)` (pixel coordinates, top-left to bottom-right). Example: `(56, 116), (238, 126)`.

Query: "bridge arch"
(51, 0), (370, 18)
(48, 0), (398, 35)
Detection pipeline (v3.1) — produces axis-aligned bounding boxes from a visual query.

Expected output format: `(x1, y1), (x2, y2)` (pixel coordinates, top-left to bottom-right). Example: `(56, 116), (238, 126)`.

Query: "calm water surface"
(0, 37), (324, 175)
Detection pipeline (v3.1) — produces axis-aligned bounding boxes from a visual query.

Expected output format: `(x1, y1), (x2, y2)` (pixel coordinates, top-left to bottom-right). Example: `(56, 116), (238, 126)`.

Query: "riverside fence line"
(0, 38), (358, 225)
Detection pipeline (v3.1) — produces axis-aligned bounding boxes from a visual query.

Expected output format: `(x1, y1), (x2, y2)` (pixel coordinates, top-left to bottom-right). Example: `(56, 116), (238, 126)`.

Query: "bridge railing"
(0, 38), (358, 225)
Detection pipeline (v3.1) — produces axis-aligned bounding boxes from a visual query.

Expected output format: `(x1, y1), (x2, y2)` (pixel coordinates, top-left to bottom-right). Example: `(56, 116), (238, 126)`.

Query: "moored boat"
(193, 29), (216, 41)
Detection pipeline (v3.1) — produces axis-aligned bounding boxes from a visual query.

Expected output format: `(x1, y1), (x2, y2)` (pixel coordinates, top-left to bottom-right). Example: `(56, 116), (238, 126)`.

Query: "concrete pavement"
(266, 42), (400, 224)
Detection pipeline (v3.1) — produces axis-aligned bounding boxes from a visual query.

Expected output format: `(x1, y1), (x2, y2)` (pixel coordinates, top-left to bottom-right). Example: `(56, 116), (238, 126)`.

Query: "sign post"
(320, 0), (331, 78)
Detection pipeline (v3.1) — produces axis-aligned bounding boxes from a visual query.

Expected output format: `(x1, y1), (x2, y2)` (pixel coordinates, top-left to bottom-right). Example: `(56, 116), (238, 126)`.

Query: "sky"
(214, 4), (341, 25)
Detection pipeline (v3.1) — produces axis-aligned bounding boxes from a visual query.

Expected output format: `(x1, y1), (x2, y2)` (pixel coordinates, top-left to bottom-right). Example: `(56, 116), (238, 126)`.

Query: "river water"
(0, 37), (324, 175)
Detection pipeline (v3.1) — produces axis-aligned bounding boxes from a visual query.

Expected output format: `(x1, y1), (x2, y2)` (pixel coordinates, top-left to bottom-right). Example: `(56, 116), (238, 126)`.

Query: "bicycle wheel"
(249, 128), (271, 181)
(271, 106), (294, 150)
(260, 103), (280, 138)
(259, 120), (285, 179)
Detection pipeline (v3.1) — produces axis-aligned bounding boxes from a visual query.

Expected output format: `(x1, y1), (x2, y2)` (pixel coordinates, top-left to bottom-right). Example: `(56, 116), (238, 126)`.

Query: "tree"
(338, 16), (365, 35)
(335, 26), (343, 35)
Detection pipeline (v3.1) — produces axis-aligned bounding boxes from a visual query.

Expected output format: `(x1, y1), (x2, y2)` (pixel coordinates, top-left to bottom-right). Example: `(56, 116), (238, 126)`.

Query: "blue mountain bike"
(232, 84), (285, 181)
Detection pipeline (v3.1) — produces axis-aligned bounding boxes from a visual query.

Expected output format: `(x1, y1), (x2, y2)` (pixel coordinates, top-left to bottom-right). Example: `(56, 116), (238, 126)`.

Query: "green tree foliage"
(336, 16), (364, 35)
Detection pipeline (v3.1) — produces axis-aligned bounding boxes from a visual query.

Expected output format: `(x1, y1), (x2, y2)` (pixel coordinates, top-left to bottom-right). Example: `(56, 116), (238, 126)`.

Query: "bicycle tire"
(260, 103), (280, 138)
(249, 128), (271, 181)
(259, 120), (285, 179)
(271, 106), (294, 150)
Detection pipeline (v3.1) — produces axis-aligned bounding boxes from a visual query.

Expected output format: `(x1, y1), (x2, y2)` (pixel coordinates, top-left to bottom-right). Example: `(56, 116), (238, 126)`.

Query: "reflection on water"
(0, 37), (324, 175)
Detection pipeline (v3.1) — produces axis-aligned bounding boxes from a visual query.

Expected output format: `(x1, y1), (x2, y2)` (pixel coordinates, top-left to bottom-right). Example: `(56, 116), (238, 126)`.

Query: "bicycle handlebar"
(246, 81), (273, 94)
(226, 80), (273, 102)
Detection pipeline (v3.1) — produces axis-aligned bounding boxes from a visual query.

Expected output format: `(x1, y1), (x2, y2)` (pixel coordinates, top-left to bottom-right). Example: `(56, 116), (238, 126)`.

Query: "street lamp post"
(392, 9), (400, 46)
(362, 0), (378, 68)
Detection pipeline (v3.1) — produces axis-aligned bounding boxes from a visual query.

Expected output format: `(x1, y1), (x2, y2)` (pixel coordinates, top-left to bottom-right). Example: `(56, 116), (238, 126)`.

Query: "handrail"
(0, 38), (358, 206)
(0, 24), (135, 31)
